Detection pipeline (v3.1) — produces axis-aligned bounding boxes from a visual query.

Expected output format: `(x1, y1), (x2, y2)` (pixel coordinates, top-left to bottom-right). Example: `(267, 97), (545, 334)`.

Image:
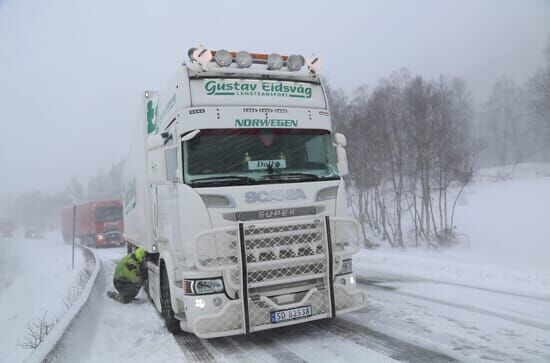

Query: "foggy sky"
(1, 0), (549, 202)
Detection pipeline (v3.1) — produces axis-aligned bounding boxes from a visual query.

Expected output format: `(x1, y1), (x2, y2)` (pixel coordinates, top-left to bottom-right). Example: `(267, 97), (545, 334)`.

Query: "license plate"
(270, 305), (312, 323)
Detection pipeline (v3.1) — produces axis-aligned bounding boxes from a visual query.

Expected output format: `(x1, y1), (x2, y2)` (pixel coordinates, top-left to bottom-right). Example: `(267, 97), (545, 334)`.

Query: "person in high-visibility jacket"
(107, 248), (147, 304)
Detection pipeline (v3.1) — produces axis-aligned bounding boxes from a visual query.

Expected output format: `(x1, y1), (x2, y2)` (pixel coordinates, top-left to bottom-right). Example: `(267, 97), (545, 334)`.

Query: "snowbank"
(355, 163), (550, 298)
(474, 162), (550, 182)
(0, 232), (86, 362)
(355, 248), (550, 299)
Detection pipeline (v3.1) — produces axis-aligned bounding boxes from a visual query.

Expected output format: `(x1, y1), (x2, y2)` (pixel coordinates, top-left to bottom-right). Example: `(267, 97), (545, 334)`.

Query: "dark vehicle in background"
(61, 200), (124, 247)
(25, 227), (45, 239)
(0, 218), (15, 237)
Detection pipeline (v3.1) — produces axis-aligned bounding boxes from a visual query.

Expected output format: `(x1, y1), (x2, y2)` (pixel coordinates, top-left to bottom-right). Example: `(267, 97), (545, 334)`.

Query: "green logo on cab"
(205, 80), (312, 99)
(235, 119), (298, 128)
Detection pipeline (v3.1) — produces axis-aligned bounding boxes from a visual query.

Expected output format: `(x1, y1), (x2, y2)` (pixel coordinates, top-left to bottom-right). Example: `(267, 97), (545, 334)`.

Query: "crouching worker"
(107, 247), (147, 304)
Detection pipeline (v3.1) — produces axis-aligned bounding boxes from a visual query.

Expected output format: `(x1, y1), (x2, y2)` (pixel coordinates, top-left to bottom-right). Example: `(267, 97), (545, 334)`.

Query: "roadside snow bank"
(355, 249), (550, 299)
(0, 233), (86, 362)
(474, 162), (550, 182)
(356, 163), (550, 299)
(25, 246), (99, 363)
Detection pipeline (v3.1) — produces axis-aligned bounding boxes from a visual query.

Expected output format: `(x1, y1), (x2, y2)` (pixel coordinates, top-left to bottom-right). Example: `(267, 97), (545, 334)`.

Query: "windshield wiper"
(262, 172), (324, 180)
(189, 175), (257, 185)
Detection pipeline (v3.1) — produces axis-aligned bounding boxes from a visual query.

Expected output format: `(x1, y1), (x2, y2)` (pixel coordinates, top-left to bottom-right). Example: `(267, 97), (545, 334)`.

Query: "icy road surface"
(55, 247), (550, 362)
(355, 274), (550, 362)
(56, 248), (455, 363)
(55, 165), (550, 362)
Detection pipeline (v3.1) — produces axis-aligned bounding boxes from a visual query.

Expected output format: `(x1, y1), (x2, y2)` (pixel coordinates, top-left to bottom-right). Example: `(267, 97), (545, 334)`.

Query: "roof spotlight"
(287, 54), (305, 71)
(236, 51), (253, 68)
(267, 53), (284, 70)
(214, 49), (232, 67)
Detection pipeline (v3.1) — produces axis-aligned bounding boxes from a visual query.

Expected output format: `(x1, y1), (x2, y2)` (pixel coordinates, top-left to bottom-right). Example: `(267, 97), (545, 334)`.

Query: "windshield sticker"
(235, 119), (298, 128)
(205, 80), (312, 99)
(248, 159), (287, 170)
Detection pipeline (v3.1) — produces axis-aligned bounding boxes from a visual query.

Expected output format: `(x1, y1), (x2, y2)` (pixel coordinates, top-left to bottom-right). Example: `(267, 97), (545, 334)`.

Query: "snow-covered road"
(50, 165), (550, 362)
(55, 248), (457, 363)
(353, 274), (550, 362)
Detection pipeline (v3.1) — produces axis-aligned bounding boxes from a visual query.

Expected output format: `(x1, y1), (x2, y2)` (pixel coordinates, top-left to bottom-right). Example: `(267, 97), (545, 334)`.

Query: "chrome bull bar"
(191, 216), (365, 337)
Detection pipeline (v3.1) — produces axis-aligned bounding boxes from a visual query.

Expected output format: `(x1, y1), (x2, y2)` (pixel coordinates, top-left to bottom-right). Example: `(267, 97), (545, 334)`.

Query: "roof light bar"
(188, 47), (317, 73)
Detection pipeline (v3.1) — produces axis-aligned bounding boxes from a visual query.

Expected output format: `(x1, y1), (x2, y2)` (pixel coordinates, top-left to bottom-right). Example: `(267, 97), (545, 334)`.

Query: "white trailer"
(122, 48), (367, 338)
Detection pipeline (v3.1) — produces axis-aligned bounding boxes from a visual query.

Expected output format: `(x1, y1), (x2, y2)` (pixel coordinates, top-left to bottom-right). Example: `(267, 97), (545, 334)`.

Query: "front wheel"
(160, 265), (181, 334)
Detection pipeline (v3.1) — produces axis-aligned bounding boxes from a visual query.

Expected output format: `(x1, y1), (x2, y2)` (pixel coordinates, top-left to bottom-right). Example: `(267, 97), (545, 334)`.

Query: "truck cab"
(123, 48), (366, 338)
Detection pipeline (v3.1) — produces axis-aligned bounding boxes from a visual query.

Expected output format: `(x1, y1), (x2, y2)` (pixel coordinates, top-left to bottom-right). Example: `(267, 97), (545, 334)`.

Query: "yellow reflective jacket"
(114, 250), (145, 285)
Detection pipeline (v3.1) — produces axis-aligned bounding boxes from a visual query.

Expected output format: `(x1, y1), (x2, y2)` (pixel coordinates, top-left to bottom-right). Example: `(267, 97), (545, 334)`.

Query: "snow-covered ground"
(356, 162), (550, 295)
(3, 163), (550, 362)
(58, 248), (404, 363)
(353, 163), (550, 361)
(0, 231), (85, 362)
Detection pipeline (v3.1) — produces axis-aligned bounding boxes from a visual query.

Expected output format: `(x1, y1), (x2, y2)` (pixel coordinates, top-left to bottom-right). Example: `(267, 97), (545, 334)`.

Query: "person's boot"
(107, 291), (130, 304)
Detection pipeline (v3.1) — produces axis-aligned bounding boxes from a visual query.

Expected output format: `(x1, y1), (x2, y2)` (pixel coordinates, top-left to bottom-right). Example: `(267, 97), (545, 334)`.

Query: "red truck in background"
(61, 200), (124, 247)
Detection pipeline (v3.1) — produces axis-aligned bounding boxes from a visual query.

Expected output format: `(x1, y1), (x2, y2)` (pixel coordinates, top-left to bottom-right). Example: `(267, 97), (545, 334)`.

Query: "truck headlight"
(338, 259), (352, 275)
(96, 234), (104, 241)
(184, 278), (225, 295)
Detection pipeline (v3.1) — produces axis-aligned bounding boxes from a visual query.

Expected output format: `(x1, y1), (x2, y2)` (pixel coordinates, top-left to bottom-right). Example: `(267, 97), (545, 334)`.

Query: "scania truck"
(61, 200), (124, 247)
(122, 47), (366, 338)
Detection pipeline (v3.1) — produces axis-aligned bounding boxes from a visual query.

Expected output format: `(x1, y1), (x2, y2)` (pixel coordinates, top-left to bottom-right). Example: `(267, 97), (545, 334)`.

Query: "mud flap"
(147, 261), (162, 311)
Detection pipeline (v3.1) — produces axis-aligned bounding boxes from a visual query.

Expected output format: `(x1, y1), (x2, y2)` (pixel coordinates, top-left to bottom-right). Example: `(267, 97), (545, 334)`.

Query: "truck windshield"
(94, 205), (123, 222)
(183, 129), (340, 186)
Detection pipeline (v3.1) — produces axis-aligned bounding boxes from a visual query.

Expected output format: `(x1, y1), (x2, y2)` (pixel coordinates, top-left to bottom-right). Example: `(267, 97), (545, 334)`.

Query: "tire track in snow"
(173, 334), (217, 362)
(244, 332), (307, 363)
(359, 279), (550, 332)
(358, 274), (550, 302)
(312, 319), (458, 363)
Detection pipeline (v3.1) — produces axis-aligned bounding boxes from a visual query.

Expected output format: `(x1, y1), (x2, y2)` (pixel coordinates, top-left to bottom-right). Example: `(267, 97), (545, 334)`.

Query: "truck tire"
(160, 264), (181, 334)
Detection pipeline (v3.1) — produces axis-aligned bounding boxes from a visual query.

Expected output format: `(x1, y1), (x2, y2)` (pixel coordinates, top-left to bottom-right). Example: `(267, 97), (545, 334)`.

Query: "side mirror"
(333, 132), (347, 147)
(147, 134), (164, 150)
(148, 148), (168, 184)
(336, 146), (349, 176)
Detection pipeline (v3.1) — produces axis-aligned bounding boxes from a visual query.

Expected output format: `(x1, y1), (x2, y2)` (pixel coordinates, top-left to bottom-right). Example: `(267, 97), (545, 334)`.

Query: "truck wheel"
(160, 264), (181, 334)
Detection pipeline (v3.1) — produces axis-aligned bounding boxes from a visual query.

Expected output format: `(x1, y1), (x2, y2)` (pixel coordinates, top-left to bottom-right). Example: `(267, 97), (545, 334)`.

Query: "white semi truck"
(122, 47), (366, 338)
